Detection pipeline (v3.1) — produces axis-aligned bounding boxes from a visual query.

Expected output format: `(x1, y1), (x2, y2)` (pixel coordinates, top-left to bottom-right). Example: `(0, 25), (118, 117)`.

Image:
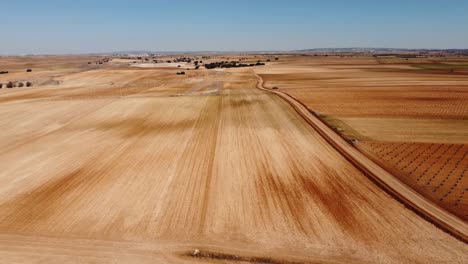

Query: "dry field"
(0, 55), (466, 263)
(257, 56), (468, 117)
(357, 141), (467, 220)
(257, 55), (468, 228)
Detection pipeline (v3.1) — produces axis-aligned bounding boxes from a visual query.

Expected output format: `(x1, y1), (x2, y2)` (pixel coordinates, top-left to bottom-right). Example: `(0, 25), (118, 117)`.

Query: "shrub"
(18, 82), (24, 87)
(26, 82), (33, 87)
(204, 60), (265, 70)
(26, 69), (32, 72)
(0, 83), (3, 88)
(6, 81), (15, 88)
(275, 58), (279, 60)
(0, 71), (8, 74)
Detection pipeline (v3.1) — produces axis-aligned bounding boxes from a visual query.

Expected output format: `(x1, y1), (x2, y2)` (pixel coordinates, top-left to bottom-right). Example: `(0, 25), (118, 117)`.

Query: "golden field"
(0, 54), (466, 263)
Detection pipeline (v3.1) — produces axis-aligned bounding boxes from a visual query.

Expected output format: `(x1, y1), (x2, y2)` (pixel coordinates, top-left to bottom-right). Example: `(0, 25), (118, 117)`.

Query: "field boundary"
(254, 73), (468, 243)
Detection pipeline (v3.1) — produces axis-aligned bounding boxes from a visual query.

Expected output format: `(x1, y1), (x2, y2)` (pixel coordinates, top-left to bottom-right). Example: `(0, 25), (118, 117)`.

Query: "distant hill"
(295, 48), (468, 54)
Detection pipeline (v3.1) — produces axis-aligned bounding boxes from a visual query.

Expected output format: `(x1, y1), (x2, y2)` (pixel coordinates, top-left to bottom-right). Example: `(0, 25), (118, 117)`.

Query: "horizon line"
(2, 47), (468, 56)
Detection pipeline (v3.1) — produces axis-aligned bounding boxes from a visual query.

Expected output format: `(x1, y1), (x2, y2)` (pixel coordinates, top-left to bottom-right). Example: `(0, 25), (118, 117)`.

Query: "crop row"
(356, 141), (467, 220)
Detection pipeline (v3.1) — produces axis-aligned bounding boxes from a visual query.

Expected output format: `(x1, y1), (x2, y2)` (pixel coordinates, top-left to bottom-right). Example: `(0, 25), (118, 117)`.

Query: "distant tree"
(0, 71), (8, 74)
(6, 81), (15, 88)
(195, 65), (200, 70)
(26, 69), (32, 72)
(180, 71), (185, 75)
(18, 82), (24, 87)
(26, 82), (33, 87)
(275, 58), (279, 60)
(0, 83), (3, 88)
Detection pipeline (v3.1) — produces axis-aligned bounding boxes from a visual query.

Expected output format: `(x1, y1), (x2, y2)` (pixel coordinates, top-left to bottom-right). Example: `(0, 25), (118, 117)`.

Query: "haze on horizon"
(2, 0), (468, 55)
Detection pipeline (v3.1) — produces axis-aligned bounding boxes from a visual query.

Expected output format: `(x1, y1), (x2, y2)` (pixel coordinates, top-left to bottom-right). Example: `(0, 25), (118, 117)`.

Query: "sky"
(1, 0), (468, 54)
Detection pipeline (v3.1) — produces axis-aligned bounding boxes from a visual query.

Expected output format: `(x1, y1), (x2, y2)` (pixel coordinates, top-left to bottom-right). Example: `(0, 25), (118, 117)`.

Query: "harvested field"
(321, 115), (468, 144)
(0, 55), (466, 263)
(257, 56), (468, 118)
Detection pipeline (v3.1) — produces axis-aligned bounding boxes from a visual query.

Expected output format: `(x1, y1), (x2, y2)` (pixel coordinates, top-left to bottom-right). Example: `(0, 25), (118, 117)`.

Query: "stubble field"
(0, 55), (466, 263)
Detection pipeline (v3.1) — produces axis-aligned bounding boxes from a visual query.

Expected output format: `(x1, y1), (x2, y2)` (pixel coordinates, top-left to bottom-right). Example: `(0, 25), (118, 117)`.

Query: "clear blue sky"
(2, 0), (468, 54)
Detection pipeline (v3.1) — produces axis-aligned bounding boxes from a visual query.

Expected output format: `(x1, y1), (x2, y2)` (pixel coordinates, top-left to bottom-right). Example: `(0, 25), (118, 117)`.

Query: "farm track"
(255, 74), (468, 242)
